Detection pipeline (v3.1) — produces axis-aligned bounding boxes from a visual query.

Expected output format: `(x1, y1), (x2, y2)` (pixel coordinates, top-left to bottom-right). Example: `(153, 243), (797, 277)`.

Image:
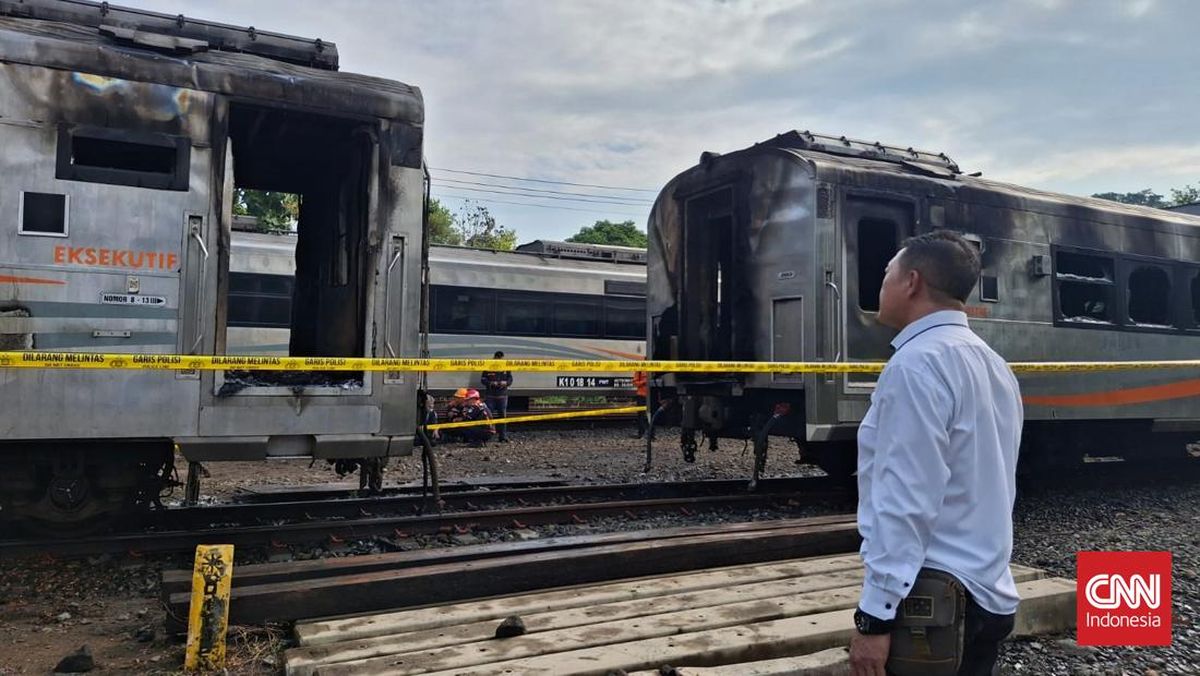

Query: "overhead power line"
(437, 177), (655, 205)
(432, 166), (659, 194)
(436, 191), (647, 217)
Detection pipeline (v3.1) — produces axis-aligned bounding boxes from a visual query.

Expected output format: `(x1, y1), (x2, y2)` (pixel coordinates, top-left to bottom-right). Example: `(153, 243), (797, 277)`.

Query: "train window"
(604, 297), (644, 338)
(19, 192), (68, 237)
(230, 272), (293, 297)
(979, 275), (999, 303)
(432, 286), (494, 334)
(497, 296), (550, 335)
(1059, 284), (1111, 323)
(1056, 252), (1111, 281)
(1126, 266), (1171, 326)
(56, 126), (190, 191)
(554, 300), (602, 337)
(1192, 273), (1200, 326)
(605, 280), (647, 297)
(228, 295), (292, 328)
(1054, 250), (1114, 324)
(857, 217), (898, 312)
(227, 272), (293, 328)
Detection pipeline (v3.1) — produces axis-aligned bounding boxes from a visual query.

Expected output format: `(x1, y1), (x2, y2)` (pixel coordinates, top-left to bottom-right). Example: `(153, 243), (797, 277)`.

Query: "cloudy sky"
(149, 0), (1198, 242)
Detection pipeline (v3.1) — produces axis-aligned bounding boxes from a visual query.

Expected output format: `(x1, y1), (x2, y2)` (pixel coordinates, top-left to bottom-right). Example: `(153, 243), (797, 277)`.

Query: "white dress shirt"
(857, 309), (1023, 619)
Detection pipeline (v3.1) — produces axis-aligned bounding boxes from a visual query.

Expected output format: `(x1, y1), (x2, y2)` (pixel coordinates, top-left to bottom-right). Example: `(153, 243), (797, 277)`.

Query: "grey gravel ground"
(199, 428), (1200, 674)
(1001, 466), (1200, 676)
(200, 425), (818, 500)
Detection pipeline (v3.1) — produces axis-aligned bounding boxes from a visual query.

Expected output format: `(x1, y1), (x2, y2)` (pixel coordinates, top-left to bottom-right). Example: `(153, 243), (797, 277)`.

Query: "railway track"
(1, 476), (850, 558)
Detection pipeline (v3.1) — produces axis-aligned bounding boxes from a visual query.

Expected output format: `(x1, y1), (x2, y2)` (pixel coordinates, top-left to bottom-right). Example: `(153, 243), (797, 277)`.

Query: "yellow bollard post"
(184, 544), (234, 671)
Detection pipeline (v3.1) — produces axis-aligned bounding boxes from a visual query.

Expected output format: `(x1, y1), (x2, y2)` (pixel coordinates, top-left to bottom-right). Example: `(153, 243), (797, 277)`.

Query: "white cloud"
(135, 0), (1200, 238)
(993, 143), (1200, 186)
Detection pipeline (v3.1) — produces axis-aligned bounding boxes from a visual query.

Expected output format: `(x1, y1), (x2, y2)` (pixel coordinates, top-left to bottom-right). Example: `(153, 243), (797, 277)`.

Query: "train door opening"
(843, 197), (914, 385)
(680, 186), (738, 365)
(218, 104), (375, 393)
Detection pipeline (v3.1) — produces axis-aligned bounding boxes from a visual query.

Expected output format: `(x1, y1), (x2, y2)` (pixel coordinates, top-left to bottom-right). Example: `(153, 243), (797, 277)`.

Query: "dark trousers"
(635, 395), (648, 436)
(956, 596), (1015, 676)
(462, 426), (492, 445)
(486, 395), (508, 440)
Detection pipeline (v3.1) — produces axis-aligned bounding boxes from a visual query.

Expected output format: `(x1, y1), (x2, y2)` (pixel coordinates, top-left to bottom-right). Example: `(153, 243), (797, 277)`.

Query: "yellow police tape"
(425, 405), (643, 431)
(3, 351), (1200, 373)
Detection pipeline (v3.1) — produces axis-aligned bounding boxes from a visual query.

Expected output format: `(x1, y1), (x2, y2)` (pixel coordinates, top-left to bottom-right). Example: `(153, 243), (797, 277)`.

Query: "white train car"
(228, 233), (648, 410)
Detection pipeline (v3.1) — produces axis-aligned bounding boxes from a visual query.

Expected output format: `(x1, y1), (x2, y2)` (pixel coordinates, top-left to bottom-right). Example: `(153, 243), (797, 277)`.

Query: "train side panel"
(0, 64), (210, 439)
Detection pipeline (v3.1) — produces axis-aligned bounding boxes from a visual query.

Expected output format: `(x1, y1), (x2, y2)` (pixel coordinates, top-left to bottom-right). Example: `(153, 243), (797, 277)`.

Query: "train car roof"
(230, 231), (647, 275)
(706, 130), (1200, 233)
(0, 0), (422, 123)
(431, 243), (646, 274)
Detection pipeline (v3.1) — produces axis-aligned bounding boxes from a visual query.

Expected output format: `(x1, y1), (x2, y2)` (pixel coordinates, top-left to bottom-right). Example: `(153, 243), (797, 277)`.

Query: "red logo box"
(1076, 551), (1172, 646)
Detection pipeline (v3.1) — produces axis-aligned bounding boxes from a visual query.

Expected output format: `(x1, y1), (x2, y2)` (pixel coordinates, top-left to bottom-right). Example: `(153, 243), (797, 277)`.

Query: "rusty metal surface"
(0, 0), (339, 69)
(0, 14), (421, 122)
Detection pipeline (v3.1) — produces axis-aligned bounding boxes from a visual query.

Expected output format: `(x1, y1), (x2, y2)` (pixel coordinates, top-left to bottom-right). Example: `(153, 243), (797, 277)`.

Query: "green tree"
(234, 189), (298, 232)
(1091, 189), (1167, 208)
(565, 220), (648, 248)
(455, 201), (517, 251)
(427, 197), (461, 245)
(1169, 184), (1200, 206)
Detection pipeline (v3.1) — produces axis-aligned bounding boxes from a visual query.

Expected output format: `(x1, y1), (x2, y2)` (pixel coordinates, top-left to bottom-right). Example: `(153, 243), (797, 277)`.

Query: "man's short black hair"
(898, 229), (981, 303)
(494, 350), (504, 359)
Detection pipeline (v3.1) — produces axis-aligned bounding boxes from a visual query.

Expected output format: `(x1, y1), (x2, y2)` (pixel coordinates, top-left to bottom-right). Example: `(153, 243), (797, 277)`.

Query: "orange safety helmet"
(453, 387), (470, 399)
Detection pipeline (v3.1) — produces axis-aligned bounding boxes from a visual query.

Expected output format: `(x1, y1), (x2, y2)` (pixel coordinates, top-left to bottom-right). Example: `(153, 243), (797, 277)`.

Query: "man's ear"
(904, 267), (922, 298)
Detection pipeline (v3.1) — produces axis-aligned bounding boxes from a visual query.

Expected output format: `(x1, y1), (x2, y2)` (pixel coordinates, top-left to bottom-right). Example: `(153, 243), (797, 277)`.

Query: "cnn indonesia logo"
(1077, 551), (1172, 646)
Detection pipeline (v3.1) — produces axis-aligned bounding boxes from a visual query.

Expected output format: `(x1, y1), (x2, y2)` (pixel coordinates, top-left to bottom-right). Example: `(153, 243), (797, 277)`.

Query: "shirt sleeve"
(859, 364), (953, 620)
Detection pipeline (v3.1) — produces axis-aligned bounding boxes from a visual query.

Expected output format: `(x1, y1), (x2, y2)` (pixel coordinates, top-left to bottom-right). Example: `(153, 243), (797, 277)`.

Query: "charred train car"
(647, 131), (1200, 480)
(0, 0), (425, 526)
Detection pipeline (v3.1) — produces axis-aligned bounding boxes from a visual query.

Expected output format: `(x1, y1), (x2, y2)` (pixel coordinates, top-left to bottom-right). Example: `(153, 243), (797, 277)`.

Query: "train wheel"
(1, 443), (174, 536)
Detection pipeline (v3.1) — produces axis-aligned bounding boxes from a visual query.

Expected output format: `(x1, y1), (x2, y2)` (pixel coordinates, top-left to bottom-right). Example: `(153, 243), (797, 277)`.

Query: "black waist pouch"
(886, 567), (966, 676)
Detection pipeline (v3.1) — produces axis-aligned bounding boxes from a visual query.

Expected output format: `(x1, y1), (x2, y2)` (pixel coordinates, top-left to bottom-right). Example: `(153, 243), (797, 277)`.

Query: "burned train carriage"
(648, 131), (1200, 479)
(0, 0), (425, 526)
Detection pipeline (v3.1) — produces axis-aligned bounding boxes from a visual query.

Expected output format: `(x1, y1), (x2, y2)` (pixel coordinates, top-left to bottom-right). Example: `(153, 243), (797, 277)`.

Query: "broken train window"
(1126, 265), (1171, 327)
(56, 126), (190, 191)
(1054, 249), (1115, 324)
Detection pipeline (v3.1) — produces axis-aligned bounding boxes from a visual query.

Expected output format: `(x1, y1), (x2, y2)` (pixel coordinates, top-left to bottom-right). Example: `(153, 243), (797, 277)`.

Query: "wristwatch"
(854, 607), (895, 635)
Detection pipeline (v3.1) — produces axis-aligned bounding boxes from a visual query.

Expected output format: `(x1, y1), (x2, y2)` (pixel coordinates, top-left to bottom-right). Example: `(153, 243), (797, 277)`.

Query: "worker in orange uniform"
(632, 371), (649, 438)
(442, 387), (470, 443)
(460, 389), (495, 447)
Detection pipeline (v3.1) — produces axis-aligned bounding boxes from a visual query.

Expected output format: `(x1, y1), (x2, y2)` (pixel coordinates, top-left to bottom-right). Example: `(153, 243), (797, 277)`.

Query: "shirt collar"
(890, 309), (970, 351)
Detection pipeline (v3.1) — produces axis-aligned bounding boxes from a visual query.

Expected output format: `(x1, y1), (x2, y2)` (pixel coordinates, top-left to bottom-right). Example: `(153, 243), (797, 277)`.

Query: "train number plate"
(100, 292), (166, 306)
(556, 376), (633, 388)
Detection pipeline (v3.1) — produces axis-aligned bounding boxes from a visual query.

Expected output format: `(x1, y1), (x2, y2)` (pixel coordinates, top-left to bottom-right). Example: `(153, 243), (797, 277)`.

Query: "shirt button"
(885, 603), (892, 610)
(904, 582), (910, 587)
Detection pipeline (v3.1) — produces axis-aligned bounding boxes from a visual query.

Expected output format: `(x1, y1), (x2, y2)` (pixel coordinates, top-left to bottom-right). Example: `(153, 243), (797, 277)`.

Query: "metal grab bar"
(382, 240), (403, 358)
(824, 278), (841, 362)
(188, 222), (209, 354)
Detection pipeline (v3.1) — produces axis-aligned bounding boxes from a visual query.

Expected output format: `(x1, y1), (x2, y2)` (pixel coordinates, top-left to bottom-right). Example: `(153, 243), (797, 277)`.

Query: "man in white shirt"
(849, 230), (1023, 676)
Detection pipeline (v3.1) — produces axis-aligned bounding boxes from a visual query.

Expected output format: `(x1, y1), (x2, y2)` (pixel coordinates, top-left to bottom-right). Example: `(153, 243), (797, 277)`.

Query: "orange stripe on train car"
(0, 274), (65, 285)
(1023, 378), (1200, 407)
